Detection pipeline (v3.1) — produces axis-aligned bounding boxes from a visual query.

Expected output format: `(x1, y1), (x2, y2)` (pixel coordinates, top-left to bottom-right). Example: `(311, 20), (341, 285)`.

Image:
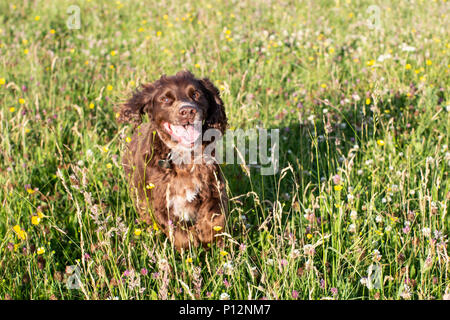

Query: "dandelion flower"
(426, 60), (432, 66)
(106, 85), (113, 91)
(106, 163), (112, 169)
(365, 98), (371, 105)
(110, 50), (116, 56)
(306, 233), (313, 240)
(405, 64), (412, 70)
(213, 226), (222, 232)
(186, 257), (193, 263)
(0, 78), (5, 85)
(37, 247), (45, 255)
(220, 251), (228, 257)
(35, 16), (40, 21)
(334, 185), (343, 191)
(19, 98), (25, 104)
(9, 107), (15, 113)
(377, 139), (385, 146)
(125, 137), (132, 143)
(134, 228), (142, 236)
(153, 222), (159, 231)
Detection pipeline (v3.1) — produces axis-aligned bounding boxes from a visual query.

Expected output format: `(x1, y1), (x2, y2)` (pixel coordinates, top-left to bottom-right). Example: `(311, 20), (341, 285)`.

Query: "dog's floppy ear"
(200, 78), (227, 134)
(118, 84), (155, 126)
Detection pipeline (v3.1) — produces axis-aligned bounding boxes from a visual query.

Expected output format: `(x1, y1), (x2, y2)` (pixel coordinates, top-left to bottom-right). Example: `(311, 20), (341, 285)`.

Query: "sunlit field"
(0, 0), (449, 300)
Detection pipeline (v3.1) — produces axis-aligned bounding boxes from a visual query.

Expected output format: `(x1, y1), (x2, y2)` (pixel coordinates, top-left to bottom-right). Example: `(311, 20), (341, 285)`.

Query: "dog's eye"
(191, 91), (201, 100)
(160, 96), (171, 103)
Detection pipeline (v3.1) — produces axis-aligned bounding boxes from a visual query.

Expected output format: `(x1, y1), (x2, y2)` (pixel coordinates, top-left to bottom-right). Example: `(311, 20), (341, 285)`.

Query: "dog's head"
(119, 70), (227, 149)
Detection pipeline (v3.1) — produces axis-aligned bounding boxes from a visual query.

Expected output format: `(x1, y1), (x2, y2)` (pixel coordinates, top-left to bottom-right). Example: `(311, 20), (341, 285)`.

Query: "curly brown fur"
(119, 71), (228, 251)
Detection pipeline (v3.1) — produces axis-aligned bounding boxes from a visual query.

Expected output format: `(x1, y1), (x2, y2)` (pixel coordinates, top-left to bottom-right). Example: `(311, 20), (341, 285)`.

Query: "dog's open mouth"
(163, 122), (202, 147)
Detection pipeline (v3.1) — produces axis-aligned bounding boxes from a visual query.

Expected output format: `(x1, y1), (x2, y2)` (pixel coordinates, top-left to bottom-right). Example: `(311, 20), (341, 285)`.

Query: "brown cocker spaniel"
(119, 71), (228, 250)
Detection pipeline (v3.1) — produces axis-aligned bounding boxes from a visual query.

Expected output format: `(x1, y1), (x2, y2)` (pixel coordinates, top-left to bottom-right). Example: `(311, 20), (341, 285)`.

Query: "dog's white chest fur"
(166, 179), (201, 222)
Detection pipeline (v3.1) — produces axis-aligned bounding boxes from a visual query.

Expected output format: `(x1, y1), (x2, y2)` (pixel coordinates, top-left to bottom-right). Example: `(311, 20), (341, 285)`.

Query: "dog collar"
(158, 152), (172, 169)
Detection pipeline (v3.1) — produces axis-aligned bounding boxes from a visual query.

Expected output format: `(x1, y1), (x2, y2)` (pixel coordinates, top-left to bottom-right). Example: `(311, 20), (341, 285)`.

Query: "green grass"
(0, 0), (449, 300)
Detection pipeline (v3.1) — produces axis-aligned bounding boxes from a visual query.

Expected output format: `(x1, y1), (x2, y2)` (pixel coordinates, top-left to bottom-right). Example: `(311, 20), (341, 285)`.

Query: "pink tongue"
(164, 123), (201, 145)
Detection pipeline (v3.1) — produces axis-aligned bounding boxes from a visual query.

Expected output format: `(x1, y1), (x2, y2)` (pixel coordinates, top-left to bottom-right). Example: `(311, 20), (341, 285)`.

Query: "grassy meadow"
(0, 0), (449, 300)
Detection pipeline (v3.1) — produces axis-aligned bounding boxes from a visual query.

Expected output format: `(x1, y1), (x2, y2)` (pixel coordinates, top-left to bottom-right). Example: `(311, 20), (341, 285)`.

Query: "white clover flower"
(373, 249), (382, 262)
(348, 223), (356, 233)
(422, 227), (431, 237)
(377, 53), (392, 62)
(220, 292), (230, 300)
(350, 210), (358, 221)
(223, 261), (234, 274)
(303, 244), (315, 256)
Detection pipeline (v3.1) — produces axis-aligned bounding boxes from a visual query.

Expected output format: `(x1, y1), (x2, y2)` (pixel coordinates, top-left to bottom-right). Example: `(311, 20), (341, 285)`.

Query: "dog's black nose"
(179, 105), (197, 117)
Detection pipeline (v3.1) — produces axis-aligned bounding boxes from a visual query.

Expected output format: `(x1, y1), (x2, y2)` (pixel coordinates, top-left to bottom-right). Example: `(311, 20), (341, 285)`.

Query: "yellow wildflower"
(37, 247), (45, 255)
(106, 85), (113, 91)
(106, 163), (112, 169)
(220, 251), (228, 257)
(146, 183), (155, 190)
(13, 225), (27, 240)
(89, 103), (95, 109)
(134, 228), (142, 236)
(405, 64), (412, 70)
(9, 107), (15, 113)
(19, 98), (25, 104)
(213, 226), (222, 232)
(377, 139), (385, 146)
(31, 215), (41, 225)
(35, 16), (40, 21)
(334, 185), (343, 191)
(153, 222), (159, 231)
